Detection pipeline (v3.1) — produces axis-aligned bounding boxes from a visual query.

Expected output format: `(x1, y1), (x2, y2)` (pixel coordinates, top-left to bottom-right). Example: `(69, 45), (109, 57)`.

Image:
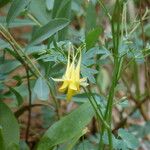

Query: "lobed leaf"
(118, 128), (140, 149)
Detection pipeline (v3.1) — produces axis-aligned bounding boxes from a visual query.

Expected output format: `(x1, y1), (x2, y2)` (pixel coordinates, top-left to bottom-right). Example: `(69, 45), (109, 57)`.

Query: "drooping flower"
(53, 49), (88, 101)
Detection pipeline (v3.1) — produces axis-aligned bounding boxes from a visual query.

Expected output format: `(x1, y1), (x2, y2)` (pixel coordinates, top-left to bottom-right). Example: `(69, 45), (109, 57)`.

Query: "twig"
(131, 96), (149, 121)
(15, 103), (53, 118)
(112, 97), (148, 133)
(97, 0), (111, 20)
(25, 66), (32, 144)
(27, 13), (42, 27)
(139, 0), (145, 48)
(121, 76), (149, 121)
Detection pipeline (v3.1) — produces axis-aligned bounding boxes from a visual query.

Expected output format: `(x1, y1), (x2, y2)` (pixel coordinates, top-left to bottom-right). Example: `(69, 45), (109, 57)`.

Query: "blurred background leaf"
(0, 101), (19, 149)
(28, 18), (69, 46)
(33, 77), (49, 101)
(6, 0), (31, 25)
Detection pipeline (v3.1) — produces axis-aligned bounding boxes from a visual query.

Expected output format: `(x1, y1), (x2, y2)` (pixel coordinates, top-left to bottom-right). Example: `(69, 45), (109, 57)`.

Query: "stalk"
(99, 0), (124, 149)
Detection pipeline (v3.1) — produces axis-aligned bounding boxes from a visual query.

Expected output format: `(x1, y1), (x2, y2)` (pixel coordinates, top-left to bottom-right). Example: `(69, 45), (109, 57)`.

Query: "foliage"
(0, 0), (150, 150)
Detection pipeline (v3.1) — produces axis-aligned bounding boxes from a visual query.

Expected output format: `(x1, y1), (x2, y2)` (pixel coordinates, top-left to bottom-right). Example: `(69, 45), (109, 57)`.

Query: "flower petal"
(52, 78), (64, 82)
(69, 82), (77, 90)
(66, 88), (76, 101)
(59, 81), (69, 92)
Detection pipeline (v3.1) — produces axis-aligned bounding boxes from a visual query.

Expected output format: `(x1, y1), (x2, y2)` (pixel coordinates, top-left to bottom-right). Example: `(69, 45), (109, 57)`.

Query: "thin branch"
(14, 103), (53, 118)
(121, 76), (149, 121)
(97, 0), (111, 20)
(113, 97), (148, 133)
(25, 66), (32, 144)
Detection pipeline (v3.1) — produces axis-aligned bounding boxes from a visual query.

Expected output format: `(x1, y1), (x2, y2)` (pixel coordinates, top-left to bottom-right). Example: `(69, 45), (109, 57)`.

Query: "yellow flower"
(53, 49), (88, 101)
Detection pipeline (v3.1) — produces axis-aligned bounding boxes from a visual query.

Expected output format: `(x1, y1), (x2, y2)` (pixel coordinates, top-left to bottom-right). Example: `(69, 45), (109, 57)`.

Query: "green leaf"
(81, 66), (98, 83)
(52, 0), (71, 18)
(52, 0), (62, 18)
(0, 127), (5, 150)
(129, 121), (150, 138)
(97, 68), (110, 94)
(0, 39), (10, 49)
(9, 87), (23, 106)
(0, 0), (11, 8)
(113, 139), (128, 150)
(37, 102), (94, 150)
(0, 60), (21, 74)
(25, 45), (47, 55)
(52, 0), (72, 40)
(71, 1), (84, 16)
(64, 128), (88, 150)
(7, 143), (19, 150)
(76, 140), (97, 150)
(0, 101), (19, 149)
(85, 1), (96, 33)
(0, 17), (36, 28)
(6, 0), (31, 25)
(42, 106), (56, 128)
(118, 128), (140, 149)
(45, 0), (54, 11)
(12, 75), (23, 87)
(29, 18), (69, 46)
(82, 47), (110, 67)
(29, 0), (51, 24)
(34, 77), (49, 100)
(89, 132), (128, 150)
(117, 99), (129, 108)
(85, 28), (102, 50)
(19, 141), (30, 150)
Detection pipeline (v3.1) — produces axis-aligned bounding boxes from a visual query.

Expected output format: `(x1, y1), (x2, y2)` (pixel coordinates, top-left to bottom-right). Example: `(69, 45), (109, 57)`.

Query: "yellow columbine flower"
(53, 50), (88, 101)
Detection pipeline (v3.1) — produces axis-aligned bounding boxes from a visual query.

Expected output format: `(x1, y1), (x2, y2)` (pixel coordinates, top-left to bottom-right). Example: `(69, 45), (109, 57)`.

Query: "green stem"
(87, 88), (104, 118)
(99, 58), (119, 150)
(97, 0), (111, 20)
(27, 13), (42, 27)
(25, 66), (32, 144)
(99, 0), (124, 149)
(83, 87), (110, 130)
